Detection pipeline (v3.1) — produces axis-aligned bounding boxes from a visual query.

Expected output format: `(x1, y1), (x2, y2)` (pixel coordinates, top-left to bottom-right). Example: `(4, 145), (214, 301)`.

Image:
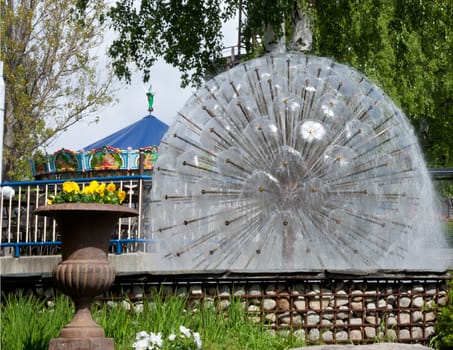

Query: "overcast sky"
(48, 16), (239, 153)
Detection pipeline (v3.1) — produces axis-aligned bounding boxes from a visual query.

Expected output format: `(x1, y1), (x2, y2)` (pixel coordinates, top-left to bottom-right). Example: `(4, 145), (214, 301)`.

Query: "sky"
(48, 17), (239, 153)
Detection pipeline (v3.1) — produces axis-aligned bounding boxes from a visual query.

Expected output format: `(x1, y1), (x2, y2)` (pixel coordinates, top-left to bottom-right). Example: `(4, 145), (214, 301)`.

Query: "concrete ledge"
(0, 250), (453, 280)
(1, 253), (452, 277)
(1, 255), (60, 276)
(0, 253), (162, 276)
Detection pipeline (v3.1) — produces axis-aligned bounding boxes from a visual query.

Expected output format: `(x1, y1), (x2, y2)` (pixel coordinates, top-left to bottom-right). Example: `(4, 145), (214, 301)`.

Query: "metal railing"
(0, 175), (153, 257)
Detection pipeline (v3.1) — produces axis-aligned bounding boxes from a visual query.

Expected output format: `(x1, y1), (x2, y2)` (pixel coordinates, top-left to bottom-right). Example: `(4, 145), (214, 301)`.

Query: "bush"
(432, 277), (453, 349)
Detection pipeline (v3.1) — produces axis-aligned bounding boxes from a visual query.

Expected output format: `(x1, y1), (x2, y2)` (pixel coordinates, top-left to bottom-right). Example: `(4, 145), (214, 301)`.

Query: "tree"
(107, 0), (451, 167)
(1, 0), (116, 181)
(310, 0), (452, 167)
(107, 0), (299, 87)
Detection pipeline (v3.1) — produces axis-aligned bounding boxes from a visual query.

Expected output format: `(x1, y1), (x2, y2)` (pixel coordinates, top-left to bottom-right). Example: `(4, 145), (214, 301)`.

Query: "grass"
(0, 292), (73, 350)
(1, 291), (307, 350)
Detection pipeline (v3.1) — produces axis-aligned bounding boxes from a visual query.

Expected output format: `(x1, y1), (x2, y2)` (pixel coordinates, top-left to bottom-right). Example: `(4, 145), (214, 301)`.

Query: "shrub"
(432, 277), (453, 349)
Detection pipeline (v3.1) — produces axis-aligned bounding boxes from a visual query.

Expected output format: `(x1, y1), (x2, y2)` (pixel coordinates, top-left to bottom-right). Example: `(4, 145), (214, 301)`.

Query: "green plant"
(1, 291), (307, 350)
(97, 292), (307, 350)
(94, 290), (195, 349)
(0, 292), (73, 350)
(431, 278), (453, 349)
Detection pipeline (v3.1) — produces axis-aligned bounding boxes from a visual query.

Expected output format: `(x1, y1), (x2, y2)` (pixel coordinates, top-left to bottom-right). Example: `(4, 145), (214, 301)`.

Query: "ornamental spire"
(146, 84), (155, 113)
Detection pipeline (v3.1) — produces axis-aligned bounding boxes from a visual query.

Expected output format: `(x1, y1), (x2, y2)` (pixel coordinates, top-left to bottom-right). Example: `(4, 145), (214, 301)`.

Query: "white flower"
(134, 327), (201, 350)
(193, 332), (202, 349)
(132, 331), (150, 349)
(135, 331), (149, 340)
(149, 332), (163, 349)
(179, 325), (192, 338)
(132, 338), (149, 350)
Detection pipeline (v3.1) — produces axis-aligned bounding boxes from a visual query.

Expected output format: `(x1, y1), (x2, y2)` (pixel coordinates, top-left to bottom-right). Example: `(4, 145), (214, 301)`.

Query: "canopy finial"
(146, 84), (155, 113)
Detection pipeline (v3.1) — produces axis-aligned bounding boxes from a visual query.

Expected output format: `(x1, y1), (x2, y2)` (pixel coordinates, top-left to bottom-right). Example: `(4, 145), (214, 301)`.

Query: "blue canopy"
(83, 115), (169, 150)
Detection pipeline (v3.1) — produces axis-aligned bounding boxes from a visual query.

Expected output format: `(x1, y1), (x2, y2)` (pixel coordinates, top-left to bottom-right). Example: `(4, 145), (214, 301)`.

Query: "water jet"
(148, 53), (448, 272)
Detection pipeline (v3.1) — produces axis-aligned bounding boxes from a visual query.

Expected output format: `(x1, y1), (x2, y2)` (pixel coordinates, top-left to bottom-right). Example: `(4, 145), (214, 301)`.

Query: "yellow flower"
(118, 190), (126, 203)
(97, 183), (106, 197)
(106, 183), (116, 192)
(82, 185), (95, 195)
(51, 181), (126, 205)
(62, 181), (80, 193)
(89, 180), (100, 188)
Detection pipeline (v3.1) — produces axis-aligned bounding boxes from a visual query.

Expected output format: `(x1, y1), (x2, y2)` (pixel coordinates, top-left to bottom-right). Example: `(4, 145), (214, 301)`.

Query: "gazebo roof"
(83, 114), (169, 150)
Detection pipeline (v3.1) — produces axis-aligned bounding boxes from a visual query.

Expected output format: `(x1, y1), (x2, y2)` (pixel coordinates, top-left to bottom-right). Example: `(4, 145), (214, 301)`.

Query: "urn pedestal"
(35, 203), (138, 350)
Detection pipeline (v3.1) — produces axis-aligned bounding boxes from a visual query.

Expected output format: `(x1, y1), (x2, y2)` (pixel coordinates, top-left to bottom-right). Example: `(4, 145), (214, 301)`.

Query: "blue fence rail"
(1, 175), (153, 257)
(0, 238), (154, 258)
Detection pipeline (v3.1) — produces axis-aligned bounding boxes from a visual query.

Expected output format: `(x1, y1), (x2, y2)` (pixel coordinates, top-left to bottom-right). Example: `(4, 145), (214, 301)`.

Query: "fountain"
(148, 53), (448, 271)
